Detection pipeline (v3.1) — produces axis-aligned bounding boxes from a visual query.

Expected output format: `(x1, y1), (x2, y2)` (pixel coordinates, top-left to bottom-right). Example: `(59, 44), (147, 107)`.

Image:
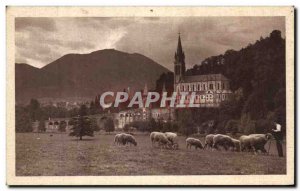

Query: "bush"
(104, 118), (115, 134)
(255, 119), (274, 134)
(225, 120), (240, 134)
(16, 106), (32, 132)
(215, 120), (227, 134)
(240, 113), (256, 134)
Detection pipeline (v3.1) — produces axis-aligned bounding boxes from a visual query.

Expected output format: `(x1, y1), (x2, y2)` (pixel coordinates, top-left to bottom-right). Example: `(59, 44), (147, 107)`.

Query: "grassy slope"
(16, 133), (286, 176)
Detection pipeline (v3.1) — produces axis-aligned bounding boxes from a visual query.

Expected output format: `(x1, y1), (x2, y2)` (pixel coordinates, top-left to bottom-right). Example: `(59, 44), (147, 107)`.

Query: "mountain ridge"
(16, 49), (170, 104)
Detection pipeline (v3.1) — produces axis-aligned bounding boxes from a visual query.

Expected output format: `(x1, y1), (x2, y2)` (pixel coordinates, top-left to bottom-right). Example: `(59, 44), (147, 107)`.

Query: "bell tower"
(174, 33), (185, 85)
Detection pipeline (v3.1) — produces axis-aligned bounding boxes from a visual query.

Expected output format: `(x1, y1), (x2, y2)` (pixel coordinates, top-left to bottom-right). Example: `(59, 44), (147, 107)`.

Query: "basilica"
(174, 34), (232, 107)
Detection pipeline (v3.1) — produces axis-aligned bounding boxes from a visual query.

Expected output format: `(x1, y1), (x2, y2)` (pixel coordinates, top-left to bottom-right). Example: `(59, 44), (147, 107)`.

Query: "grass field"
(16, 133), (286, 176)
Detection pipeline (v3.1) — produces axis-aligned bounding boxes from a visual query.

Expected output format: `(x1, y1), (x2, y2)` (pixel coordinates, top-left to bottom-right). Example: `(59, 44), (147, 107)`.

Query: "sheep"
(239, 133), (272, 154)
(114, 133), (126, 145)
(239, 135), (252, 152)
(212, 134), (235, 151)
(122, 133), (137, 146)
(114, 133), (121, 145)
(248, 133), (272, 154)
(150, 132), (160, 147)
(230, 138), (241, 152)
(204, 134), (215, 150)
(150, 132), (172, 149)
(114, 133), (137, 146)
(186, 138), (204, 150)
(165, 132), (179, 149)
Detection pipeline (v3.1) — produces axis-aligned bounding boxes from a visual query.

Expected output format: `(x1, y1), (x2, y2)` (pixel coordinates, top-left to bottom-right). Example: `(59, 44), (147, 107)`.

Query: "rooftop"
(181, 73), (229, 83)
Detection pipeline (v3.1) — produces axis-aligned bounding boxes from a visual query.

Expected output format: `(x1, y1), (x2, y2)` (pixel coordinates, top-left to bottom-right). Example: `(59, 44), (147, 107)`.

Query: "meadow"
(16, 133), (286, 176)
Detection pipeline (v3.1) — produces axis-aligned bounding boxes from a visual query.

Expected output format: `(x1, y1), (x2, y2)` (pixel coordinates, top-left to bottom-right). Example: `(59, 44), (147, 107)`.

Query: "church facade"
(174, 34), (232, 107)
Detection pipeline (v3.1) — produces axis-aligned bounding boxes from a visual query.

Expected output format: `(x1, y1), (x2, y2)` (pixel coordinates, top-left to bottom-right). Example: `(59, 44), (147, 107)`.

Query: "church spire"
(177, 33), (183, 56)
(174, 33), (186, 84)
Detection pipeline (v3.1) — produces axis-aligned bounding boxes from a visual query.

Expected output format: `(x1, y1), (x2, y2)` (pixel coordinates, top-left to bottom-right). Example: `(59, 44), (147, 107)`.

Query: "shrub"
(225, 120), (240, 134)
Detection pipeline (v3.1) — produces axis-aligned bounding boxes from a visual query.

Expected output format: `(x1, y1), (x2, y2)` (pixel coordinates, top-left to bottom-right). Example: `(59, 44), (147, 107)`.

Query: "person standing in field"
(272, 122), (284, 157)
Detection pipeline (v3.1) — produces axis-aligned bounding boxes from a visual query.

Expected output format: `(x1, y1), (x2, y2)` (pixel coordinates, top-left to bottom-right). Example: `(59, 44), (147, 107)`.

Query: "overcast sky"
(15, 17), (285, 70)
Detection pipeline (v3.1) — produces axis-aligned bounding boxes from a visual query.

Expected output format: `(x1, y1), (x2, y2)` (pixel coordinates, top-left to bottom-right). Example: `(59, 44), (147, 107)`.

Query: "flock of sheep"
(114, 131), (273, 154)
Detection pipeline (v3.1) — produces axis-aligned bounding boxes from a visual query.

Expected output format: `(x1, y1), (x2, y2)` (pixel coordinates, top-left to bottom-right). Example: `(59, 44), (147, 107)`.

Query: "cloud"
(15, 17), (285, 69)
(15, 17), (57, 31)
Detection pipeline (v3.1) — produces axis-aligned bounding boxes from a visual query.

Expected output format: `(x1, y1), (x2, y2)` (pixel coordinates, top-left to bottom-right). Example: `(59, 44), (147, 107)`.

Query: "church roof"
(177, 34), (184, 56)
(181, 73), (229, 83)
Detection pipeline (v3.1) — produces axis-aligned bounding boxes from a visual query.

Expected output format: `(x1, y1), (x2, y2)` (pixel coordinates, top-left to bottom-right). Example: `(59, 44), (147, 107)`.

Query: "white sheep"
(239, 135), (252, 152)
(114, 133), (124, 145)
(204, 134), (215, 150)
(212, 134), (235, 151)
(230, 138), (241, 152)
(239, 133), (272, 154)
(248, 133), (272, 154)
(186, 138), (204, 150)
(150, 132), (160, 147)
(150, 132), (172, 149)
(122, 133), (137, 146)
(164, 132), (179, 149)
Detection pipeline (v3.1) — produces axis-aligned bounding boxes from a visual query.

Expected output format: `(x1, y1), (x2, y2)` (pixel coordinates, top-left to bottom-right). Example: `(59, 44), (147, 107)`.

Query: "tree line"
(15, 98), (103, 133)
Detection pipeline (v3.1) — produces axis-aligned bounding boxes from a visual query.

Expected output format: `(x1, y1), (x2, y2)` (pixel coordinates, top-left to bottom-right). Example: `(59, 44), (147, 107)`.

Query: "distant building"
(173, 34), (232, 107)
(116, 108), (150, 129)
(150, 107), (175, 122)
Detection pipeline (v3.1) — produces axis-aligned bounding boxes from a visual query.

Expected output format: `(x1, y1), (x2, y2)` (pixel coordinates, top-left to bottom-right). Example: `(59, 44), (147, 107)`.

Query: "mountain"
(15, 49), (170, 104)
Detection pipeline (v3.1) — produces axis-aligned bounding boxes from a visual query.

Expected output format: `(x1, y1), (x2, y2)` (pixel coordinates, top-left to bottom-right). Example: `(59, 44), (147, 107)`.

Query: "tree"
(90, 118), (100, 132)
(177, 109), (196, 136)
(148, 118), (157, 132)
(59, 121), (67, 132)
(28, 99), (41, 121)
(38, 118), (46, 132)
(123, 124), (130, 132)
(69, 105), (94, 140)
(16, 106), (32, 132)
(104, 118), (115, 134)
(89, 101), (97, 115)
(225, 120), (240, 134)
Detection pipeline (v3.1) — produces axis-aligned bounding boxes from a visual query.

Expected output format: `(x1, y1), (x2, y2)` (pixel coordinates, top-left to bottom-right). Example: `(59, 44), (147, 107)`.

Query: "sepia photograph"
(6, 6), (294, 185)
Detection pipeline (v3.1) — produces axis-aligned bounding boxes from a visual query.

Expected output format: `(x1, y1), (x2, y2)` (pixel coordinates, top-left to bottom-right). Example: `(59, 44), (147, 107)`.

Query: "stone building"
(174, 34), (232, 107)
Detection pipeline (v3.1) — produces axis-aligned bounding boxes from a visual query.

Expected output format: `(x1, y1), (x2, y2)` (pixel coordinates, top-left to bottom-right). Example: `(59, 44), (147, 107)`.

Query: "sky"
(15, 17), (285, 70)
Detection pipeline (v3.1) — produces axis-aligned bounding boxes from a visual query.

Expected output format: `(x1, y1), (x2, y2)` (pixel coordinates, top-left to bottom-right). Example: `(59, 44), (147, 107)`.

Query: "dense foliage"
(104, 118), (115, 134)
(69, 105), (95, 140)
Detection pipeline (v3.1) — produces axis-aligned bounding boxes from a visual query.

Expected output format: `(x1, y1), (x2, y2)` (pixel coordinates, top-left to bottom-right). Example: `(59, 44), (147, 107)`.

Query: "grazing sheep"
(204, 134), (215, 150)
(230, 138), (241, 152)
(212, 134), (235, 151)
(150, 132), (172, 149)
(186, 138), (204, 150)
(123, 133), (137, 146)
(239, 133), (272, 154)
(114, 133), (125, 145)
(248, 133), (272, 154)
(165, 132), (179, 149)
(239, 135), (252, 152)
(150, 132), (160, 147)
